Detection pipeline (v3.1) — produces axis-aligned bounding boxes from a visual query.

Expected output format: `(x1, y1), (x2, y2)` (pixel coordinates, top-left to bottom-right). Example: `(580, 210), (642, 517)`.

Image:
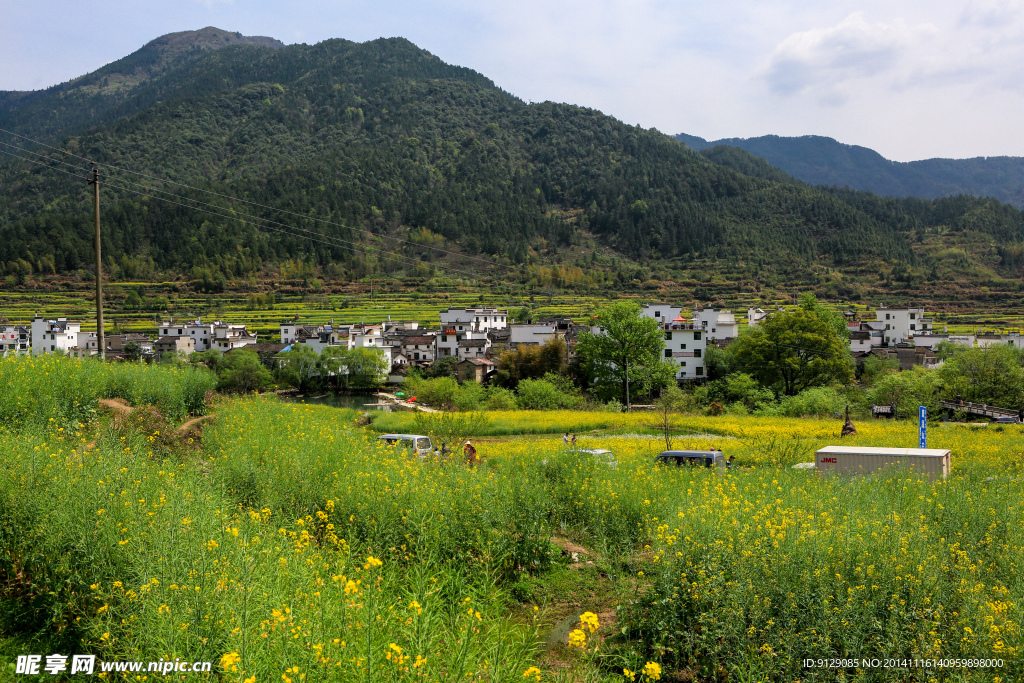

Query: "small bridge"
(938, 400), (1020, 421)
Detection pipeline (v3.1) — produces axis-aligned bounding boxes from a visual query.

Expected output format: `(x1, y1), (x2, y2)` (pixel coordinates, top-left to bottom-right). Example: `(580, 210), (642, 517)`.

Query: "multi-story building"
(31, 316), (81, 355)
(0, 325), (30, 354)
(638, 304), (706, 380)
(155, 336), (195, 358)
(693, 307), (738, 340)
(874, 306), (933, 344)
(439, 307), (507, 333)
(280, 322), (326, 345)
(212, 323), (257, 351)
(158, 319), (256, 353)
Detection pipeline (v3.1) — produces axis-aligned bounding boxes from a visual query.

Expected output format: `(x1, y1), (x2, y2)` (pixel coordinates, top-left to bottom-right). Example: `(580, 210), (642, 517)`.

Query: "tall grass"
(0, 355), (215, 429)
(1, 362), (1021, 681)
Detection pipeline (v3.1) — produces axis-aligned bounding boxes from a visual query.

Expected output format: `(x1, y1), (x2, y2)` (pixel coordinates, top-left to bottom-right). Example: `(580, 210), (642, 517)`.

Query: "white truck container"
(814, 446), (950, 481)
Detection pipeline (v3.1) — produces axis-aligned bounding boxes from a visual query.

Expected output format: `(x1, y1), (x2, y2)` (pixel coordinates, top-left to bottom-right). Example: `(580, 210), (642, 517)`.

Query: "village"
(3, 303), (1020, 384)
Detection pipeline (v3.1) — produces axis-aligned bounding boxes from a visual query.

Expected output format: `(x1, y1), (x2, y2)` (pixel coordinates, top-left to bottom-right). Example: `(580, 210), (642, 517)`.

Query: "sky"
(1, 0), (1022, 161)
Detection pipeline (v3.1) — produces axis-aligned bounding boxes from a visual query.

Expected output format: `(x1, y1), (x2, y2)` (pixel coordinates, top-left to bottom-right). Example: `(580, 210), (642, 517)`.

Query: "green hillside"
(1, 28), (1023, 300)
(678, 133), (1024, 209)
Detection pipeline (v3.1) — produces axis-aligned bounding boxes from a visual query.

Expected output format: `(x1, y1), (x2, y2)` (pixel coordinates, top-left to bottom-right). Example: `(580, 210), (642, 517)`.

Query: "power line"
(0, 141), (525, 286)
(0, 126), (525, 274)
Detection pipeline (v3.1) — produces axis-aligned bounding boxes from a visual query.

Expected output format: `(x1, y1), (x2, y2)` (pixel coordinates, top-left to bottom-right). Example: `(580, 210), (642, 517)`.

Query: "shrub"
(516, 378), (573, 410)
(485, 387), (517, 411)
(453, 381), (487, 411)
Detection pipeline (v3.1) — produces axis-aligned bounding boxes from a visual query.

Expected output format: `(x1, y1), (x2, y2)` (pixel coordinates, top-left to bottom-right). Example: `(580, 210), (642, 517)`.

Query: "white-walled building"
(31, 317), (81, 355)
(640, 303), (683, 325)
(280, 322), (325, 345)
(212, 323), (257, 351)
(874, 306), (933, 344)
(400, 335), (436, 363)
(693, 307), (739, 340)
(660, 317), (707, 380)
(158, 319), (256, 353)
(439, 307), (507, 333)
(1, 325), (29, 354)
(508, 323), (561, 347)
(638, 305), (706, 380)
(747, 308), (769, 327)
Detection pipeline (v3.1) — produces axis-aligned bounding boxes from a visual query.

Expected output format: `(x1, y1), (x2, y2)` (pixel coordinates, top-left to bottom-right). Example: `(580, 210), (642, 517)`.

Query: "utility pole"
(90, 164), (105, 360)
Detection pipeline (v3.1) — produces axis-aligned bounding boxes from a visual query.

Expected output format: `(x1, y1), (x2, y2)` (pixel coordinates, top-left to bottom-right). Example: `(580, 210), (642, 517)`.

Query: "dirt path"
(175, 414), (215, 437)
(97, 398), (133, 416)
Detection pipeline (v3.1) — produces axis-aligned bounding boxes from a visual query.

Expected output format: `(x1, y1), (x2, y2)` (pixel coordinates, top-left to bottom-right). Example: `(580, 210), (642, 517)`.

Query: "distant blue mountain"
(676, 133), (1024, 209)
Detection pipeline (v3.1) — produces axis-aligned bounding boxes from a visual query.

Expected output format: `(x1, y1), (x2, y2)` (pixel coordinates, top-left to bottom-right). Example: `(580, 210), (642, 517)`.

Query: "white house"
(280, 322), (325, 345)
(747, 308), (769, 327)
(212, 323), (257, 351)
(439, 307), (507, 333)
(31, 317), (81, 355)
(508, 323), (561, 347)
(693, 307), (738, 340)
(659, 317), (707, 380)
(158, 319), (255, 353)
(400, 335), (436, 363)
(874, 306), (933, 344)
(640, 303), (683, 325)
(638, 305), (706, 380)
(0, 325), (29, 354)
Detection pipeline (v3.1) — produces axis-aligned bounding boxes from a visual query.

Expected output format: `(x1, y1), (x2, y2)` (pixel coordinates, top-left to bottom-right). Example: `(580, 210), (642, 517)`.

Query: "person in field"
(464, 440), (478, 466)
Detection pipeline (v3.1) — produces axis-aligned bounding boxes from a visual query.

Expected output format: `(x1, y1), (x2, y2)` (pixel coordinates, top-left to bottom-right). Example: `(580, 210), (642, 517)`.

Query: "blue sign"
(919, 405), (927, 448)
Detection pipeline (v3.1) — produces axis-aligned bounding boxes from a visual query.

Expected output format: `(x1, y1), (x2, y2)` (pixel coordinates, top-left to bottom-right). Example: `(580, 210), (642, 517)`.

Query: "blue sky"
(2, 0), (1022, 161)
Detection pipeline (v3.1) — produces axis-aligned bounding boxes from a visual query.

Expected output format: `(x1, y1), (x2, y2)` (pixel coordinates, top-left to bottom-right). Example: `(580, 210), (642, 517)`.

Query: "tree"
(575, 301), (673, 407)
(937, 344), (1024, 408)
(320, 346), (389, 392)
(425, 355), (458, 379)
(275, 345), (323, 393)
(123, 341), (143, 362)
(654, 385), (688, 450)
(731, 307), (853, 396)
(217, 349), (273, 394)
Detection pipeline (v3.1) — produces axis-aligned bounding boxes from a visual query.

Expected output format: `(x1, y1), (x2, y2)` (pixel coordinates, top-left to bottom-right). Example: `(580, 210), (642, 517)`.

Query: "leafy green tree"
(731, 307), (853, 396)
(320, 346), (388, 391)
(275, 345), (323, 393)
(575, 301), (673, 407)
(722, 372), (776, 411)
(123, 341), (143, 362)
(516, 379), (574, 410)
(800, 293), (849, 341)
(937, 344), (1024, 408)
(217, 349), (273, 393)
(867, 367), (939, 418)
(425, 355), (458, 379)
(860, 354), (899, 384)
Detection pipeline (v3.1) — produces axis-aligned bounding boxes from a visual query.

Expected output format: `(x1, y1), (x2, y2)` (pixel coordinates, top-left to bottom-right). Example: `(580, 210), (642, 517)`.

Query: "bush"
(516, 378), (573, 410)
(453, 381), (486, 411)
(407, 376), (459, 409)
(774, 385), (846, 418)
(485, 386), (517, 410)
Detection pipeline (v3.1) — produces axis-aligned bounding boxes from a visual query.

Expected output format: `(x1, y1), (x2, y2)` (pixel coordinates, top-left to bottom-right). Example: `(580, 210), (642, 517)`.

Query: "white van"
(377, 434), (435, 459)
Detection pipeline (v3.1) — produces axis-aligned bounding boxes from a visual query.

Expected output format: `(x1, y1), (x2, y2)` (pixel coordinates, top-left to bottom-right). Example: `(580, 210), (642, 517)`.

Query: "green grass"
(0, 364), (1021, 681)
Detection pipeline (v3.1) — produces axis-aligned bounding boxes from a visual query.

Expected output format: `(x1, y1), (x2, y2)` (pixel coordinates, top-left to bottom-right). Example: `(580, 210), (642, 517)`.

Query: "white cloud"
(762, 13), (936, 103)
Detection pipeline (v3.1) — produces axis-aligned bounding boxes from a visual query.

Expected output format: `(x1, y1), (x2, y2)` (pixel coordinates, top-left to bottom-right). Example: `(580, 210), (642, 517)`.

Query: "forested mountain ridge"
(678, 133), (1024, 209)
(0, 27), (285, 143)
(1, 29), (1023, 299)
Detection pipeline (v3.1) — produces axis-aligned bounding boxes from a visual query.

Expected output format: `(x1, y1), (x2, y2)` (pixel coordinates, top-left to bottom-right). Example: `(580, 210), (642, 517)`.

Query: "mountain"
(1, 28), (1023, 302)
(677, 133), (1024, 209)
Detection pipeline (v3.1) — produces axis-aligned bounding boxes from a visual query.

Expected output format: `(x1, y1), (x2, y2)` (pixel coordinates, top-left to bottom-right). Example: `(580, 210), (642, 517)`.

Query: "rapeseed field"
(1, 357), (1021, 681)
